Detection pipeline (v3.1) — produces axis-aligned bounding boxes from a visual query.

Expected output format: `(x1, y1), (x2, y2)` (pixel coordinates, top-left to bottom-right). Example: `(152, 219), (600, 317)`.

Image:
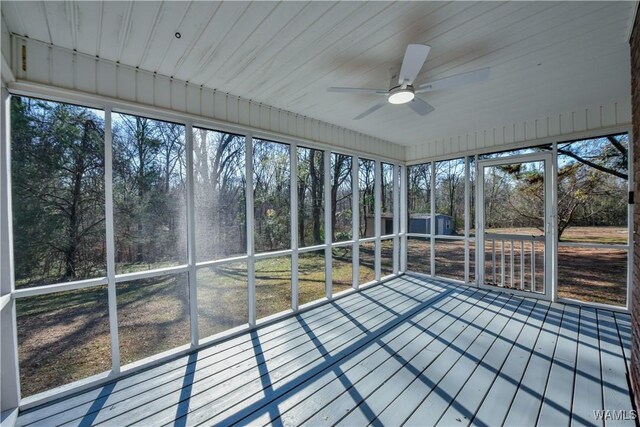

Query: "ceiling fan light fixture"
(388, 87), (415, 104)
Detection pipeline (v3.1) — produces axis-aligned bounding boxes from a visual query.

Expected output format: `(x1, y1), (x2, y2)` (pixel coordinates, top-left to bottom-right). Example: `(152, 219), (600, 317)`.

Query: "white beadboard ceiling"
(1, 1), (634, 148)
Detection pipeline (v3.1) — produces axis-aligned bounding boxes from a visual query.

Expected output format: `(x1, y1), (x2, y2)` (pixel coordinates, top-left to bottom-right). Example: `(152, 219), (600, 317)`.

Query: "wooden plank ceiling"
(1, 1), (634, 147)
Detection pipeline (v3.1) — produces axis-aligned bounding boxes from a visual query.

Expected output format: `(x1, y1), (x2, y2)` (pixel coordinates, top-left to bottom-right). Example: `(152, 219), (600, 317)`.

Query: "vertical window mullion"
(352, 155), (359, 289)
(1, 88), (21, 409)
(324, 151), (332, 298)
(474, 154), (479, 285)
(290, 144), (299, 310)
(375, 160), (381, 281)
(400, 164), (408, 273)
(552, 142), (558, 301)
(185, 123), (198, 345)
(430, 161), (436, 277)
(246, 135), (256, 326)
(464, 157), (470, 284)
(104, 106), (121, 373)
(393, 164), (400, 274)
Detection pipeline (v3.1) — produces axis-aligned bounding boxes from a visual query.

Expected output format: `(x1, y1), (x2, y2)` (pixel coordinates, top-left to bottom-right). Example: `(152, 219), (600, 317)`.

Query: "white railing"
(484, 233), (544, 293)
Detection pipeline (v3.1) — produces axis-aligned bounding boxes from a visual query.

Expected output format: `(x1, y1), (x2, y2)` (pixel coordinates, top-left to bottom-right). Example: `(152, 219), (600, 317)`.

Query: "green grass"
(16, 287), (112, 397)
(486, 226), (627, 245)
(14, 226), (627, 398)
(14, 260), (182, 290)
(197, 262), (249, 339)
(115, 260), (184, 274)
(407, 235), (627, 306)
(15, 251), (377, 397)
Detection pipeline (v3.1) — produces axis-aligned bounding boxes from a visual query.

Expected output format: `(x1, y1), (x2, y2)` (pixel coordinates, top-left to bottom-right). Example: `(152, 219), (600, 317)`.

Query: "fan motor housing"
(388, 85), (415, 104)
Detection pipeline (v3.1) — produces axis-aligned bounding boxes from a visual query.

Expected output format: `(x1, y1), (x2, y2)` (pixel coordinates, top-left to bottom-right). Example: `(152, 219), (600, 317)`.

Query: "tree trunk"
(64, 120), (91, 278)
(331, 185), (338, 240)
(136, 118), (145, 263)
(310, 150), (322, 244)
(298, 179), (307, 247)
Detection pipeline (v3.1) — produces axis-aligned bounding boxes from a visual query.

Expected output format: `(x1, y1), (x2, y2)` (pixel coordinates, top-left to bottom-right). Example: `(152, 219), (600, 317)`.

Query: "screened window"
(116, 273), (190, 364)
(556, 135), (628, 244)
(435, 239), (465, 281)
(469, 156), (476, 237)
(253, 139), (291, 253)
(332, 246), (353, 293)
(359, 158), (375, 238)
(298, 250), (326, 305)
(434, 158), (465, 235)
(16, 286), (110, 397)
(197, 262), (248, 339)
(297, 147), (325, 247)
(556, 134), (629, 306)
(381, 239), (394, 277)
(112, 113), (187, 273)
(193, 128), (247, 261)
(255, 256), (292, 319)
(382, 162), (394, 235)
(407, 237), (430, 276)
(5, 94), (403, 400)
(11, 97), (106, 287)
(331, 153), (352, 242)
(359, 241), (376, 285)
(407, 163), (431, 235)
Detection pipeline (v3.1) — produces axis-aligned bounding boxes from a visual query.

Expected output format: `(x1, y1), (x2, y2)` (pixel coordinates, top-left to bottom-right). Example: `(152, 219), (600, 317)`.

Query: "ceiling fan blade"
(398, 44), (431, 86)
(354, 102), (387, 120)
(407, 97), (435, 116)
(327, 87), (388, 95)
(416, 67), (490, 93)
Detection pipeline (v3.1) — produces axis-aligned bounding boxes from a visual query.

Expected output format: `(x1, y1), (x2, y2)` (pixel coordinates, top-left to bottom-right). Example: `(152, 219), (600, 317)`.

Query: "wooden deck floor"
(16, 275), (634, 427)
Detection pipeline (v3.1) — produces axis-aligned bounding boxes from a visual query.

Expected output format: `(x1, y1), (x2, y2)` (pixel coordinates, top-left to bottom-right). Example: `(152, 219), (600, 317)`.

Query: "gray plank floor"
(16, 275), (634, 427)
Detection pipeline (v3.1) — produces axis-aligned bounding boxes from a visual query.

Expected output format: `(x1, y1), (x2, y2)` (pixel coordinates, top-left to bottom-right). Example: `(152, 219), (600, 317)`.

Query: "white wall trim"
(406, 124), (632, 165)
(1, 53), (15, 87)
(1, 86), (20, 412)
(9, 35), (405, 162)
(9, 79), (404, 167)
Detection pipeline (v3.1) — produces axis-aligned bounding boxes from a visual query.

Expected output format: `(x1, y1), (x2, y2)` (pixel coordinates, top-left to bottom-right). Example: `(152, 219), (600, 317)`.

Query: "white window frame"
(1, 85), (404, 411)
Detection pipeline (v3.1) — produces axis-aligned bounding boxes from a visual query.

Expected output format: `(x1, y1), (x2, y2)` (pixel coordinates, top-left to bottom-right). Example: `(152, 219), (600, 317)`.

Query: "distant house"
(363, 214), (394, 238)
(363, 213), (455, 237)
(409, 214), (455, 235)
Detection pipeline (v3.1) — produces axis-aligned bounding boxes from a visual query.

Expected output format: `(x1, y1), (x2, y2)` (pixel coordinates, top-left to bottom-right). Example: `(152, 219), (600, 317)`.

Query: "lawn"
(16, 249), (378, 397)
(407, 226), (627, 306)
(15, 228), (626, 397)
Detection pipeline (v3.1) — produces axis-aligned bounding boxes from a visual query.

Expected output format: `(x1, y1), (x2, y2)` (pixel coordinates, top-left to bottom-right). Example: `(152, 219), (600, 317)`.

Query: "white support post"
(400, 164), (408, 273)
(520, 240), (525, 290)
(474, 155), (479, 285)
(393, 164), (400, 274)
(464, 157), (470, 284)
(430, 162), (436, 277)
(352, 156), (359, 289)
(492, 239), (496, 284)
(104, 107), (121, 373)
(551, 143), (559, 301)
(245, 135), (256, 326)
(185, 123), (198, 346)
(1, 86), (21, 413)
(374, 160), (382, 281)
(324, 152), (332, 298)
(541, 152), (553, 298)
(510, 240), (514, 288)
(290, 144), (299, 310)
(531, 241), (536, 292)
(501, 240), (505, 287)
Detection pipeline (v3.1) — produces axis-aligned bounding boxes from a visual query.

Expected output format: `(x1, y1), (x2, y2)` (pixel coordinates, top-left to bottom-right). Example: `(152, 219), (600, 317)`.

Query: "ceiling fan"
(327, 44), (490, 120)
